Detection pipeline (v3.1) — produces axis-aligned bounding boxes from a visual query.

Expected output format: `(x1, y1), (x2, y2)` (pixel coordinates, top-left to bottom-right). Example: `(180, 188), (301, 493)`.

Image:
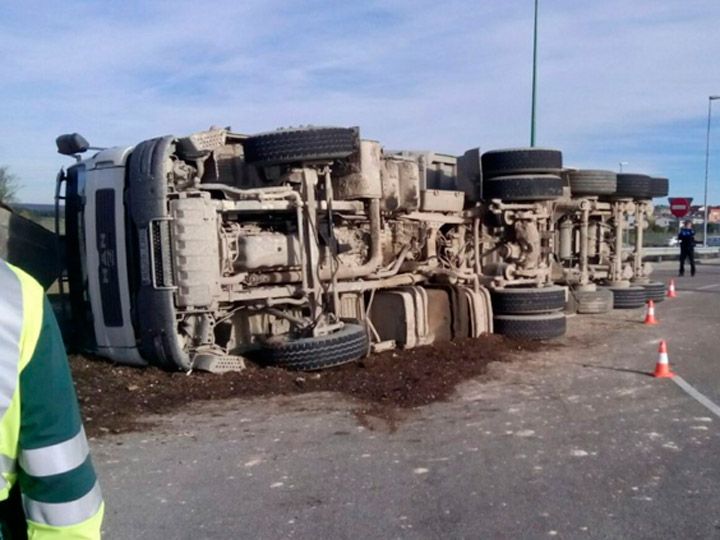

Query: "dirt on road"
(71, 335), (545, 438)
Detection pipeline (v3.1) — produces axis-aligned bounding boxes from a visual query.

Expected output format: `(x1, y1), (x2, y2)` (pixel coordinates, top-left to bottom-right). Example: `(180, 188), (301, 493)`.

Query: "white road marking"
(672, 376), (720, 419)
(696, 283), (720, 290)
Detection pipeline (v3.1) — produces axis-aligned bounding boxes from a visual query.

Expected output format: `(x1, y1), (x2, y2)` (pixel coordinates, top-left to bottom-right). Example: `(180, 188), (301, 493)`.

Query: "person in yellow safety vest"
(0, 260), (103, 539)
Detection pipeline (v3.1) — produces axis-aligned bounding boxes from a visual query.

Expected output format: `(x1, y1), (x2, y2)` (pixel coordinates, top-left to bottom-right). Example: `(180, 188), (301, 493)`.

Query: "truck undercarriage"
(55, 126), (669, 372)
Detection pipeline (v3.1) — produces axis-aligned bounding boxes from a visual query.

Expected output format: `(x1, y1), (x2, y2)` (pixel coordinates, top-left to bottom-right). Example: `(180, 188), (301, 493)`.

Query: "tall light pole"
(530, 0), (539, 147)
(703, 95), (720, 247)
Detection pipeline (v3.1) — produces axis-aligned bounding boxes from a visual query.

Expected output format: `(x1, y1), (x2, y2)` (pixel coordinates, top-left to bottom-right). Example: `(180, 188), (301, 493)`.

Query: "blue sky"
(1, 0), (720, 203)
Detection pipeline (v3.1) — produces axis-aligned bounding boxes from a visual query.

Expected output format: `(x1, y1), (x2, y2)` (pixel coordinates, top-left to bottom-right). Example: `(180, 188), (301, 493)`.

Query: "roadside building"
(708, 206), (720, 224)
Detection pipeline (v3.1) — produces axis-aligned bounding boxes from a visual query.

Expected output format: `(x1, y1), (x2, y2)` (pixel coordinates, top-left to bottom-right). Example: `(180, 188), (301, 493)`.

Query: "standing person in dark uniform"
(678, 220), (696, 276)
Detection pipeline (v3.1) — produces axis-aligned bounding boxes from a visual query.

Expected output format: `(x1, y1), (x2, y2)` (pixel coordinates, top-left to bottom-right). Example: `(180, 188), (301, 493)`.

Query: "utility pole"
(530, 0), (539, 147)
(703, 96), (720, 246)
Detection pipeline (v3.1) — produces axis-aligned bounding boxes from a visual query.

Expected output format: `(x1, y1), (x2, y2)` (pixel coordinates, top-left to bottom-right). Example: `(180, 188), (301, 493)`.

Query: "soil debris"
(71, 335), (543, 438)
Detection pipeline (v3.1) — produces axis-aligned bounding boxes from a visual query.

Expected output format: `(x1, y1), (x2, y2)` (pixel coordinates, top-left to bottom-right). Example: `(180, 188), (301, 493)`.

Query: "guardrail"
(641, 246), (720, 261)
(0, 207), (62, 288)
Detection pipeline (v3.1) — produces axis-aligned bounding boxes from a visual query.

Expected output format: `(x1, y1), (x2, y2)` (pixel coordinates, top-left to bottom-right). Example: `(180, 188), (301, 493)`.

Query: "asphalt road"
(93, 262), (720, 539)
(654, 262), (720, 405)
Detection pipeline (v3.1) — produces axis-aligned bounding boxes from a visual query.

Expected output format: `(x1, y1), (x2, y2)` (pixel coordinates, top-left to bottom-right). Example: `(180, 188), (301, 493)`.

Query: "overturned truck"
(54, 126), (667, 372)
(58, 127), (497, 372)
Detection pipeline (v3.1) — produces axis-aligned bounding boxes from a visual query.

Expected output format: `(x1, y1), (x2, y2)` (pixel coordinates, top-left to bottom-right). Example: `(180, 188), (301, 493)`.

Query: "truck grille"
(150, 219), (176, 288)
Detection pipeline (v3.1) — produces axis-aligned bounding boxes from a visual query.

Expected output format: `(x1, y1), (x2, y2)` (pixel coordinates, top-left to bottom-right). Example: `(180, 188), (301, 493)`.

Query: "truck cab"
(62, 145), (146, 365)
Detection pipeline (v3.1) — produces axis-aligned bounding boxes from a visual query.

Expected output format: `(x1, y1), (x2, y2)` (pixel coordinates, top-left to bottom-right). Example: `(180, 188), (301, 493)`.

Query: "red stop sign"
(669, 197), (692, 218)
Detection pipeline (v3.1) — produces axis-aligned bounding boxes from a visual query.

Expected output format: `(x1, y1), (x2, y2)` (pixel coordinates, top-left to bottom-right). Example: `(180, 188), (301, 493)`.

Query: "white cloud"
(1, 0), (719, 202)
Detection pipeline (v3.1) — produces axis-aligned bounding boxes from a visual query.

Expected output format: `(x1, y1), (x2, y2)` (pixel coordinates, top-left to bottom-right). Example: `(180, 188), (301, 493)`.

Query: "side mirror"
(56, 133), (90, 156)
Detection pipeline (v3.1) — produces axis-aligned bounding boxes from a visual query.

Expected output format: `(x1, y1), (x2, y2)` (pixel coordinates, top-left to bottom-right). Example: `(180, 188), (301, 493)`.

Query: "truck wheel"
(613, 174), (652, 199)
(493, 313), (566, 340)
(609, 286), (647, 309)
(568, 170), (617, 197)
(650, 177), (669, 198)
(491, 286), (566, 315)
(573, 287), (613, 314)
(482, 174), (564, 201)
(257, 323), (369, 371)
(641, 281), (666, 303)
(481, 148), (563, 179)
(243, 126), (359, 166)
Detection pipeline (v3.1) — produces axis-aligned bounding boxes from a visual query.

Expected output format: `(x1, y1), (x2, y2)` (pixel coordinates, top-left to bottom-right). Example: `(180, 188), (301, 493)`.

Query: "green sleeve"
(18, 297), (103, 539)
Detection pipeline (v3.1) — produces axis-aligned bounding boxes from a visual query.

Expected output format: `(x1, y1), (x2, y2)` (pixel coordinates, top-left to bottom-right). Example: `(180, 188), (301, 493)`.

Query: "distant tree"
(0, 165), (19, 204)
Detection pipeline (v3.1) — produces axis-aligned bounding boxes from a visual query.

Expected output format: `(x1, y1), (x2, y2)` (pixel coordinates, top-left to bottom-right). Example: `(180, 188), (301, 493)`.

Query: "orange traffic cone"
(654, 340), (674, 378)
(644, 300), (658, 325)
(667, 279), (677, 298)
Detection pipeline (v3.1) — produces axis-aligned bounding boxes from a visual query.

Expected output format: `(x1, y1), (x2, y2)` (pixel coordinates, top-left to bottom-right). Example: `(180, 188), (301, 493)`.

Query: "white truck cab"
(61, 144), (146, 365)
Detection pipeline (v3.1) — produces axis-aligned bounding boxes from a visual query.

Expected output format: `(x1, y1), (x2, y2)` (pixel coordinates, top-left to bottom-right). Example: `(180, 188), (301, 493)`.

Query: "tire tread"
(493, 313), (566, 340)
(491, 286), (566, 315)
(244, 127), (359, 165)
(259, 323), (369, 370)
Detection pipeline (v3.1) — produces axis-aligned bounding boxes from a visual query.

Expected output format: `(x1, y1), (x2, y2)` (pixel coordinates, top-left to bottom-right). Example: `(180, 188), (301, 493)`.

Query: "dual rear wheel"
(481, 148), (564, 201)
(491, 286), (567, 340)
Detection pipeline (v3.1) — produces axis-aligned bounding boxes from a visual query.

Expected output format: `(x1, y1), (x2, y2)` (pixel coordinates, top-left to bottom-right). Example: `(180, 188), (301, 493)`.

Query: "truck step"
(193, 353), (246, 374)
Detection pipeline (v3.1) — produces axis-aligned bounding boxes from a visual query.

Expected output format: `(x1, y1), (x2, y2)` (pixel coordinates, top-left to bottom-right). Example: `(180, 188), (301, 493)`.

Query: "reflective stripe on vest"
(19, 426), (90, 477)
(23, 481), (103, 527)
(0, 263), (24, 491)
(0, 455), (15, 475)
(0, 262), (23, 420)
(0, 454), (15, 490)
